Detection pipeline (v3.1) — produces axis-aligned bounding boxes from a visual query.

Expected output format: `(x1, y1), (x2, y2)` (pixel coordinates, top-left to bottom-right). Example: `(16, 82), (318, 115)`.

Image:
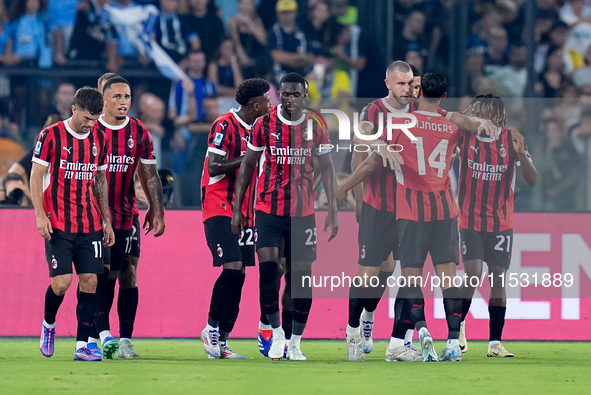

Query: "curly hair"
(470, 93), (507, 128)
(235, 78), (270, 106)
(73, 87), (103, 116)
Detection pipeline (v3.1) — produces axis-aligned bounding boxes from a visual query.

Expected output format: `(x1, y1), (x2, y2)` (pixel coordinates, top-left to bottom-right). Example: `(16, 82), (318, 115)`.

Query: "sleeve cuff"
(32, 157), (49, 167)
(140, 159), (158, 164)
(98, 164), (108, 171)
(445, 111), (454, 121)
(247, 141), (265, 152)
(207, 147), (226, 156)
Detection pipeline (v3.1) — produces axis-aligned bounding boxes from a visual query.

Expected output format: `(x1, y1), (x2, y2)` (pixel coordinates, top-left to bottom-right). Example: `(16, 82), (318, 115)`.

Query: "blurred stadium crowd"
(0, 0), (590, 210)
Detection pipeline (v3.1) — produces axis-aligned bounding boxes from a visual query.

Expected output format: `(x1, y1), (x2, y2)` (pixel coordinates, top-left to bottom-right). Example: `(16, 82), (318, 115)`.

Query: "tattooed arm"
(94, 169), (115, 246)
(139, 163), (165, 237)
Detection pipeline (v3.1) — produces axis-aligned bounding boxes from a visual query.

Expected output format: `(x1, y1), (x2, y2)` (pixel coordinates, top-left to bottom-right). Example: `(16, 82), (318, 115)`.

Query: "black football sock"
(208, 269), (236, 326)
(219, 271), (246, 337)
(442, 287), (463, 339)
(44, 285), (64, 325)
(364, 271), (392, 312)
(282, 309), (294, 339)
(402, 284), (426, 330)
(489, 306), (506, 341)
(391, 294), (413, 339)
(259, 298), (270, 326)
(348, 283), (367, 328)
(94, 267), (114, 332)
(259, 261), (280, 327)
(118, 287), (139, 339)
(77, 291), (97, 342)
(461, 297), (472, 322)
(78, 286), (99, 339)
(292, 269), (313, 336)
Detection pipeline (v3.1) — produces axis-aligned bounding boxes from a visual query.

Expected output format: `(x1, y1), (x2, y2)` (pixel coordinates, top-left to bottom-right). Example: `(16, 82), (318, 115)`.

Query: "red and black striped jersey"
(358, 98), (453, 213)
(32, 119), (108, 233)
(457, 128), (532, 232)
(95, 115), (156, 230)
(201, 109), (256, 227)
(392, 111), (460, 222)
(248, 105), (330, 217)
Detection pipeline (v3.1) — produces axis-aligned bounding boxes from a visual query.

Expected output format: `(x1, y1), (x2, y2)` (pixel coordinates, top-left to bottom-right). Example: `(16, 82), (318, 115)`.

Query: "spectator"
(465, 49), (495, 96)
(207, 39), (244, 97)
(184, 0), (225, 62)
(169, 50), (212, 176)
(560, 0), (591, 26)
(564, 19), (591, 69)
(301, 1), (334, 59)
(536, 45), (570, 98)
(156, 0), (200, 64)
(7, 0), (51, 67)
(48, 0), (78, 66)
(330, 0), (357, 26)
(0, 0), (19, 66)
(228, 0), (268, 78)
(43, 82), (74, 126)
(405, 48), (423, 75)
(541, 118), (583, 210)
(0, 172), (32, 206)
(329, 23), (366, 98)
(268, 0), (315, 84)
(483, 26), (509, 67)
(425, 0), (454, 72)
(106, 0), (152, 72)
(534, 21), (570, 74)
(535, 9), (559, 43)
(68, 0), (116, 63)
(139, 92), (171, 167)
(487, 45), (527, 98)
(393, 9), (428, 62)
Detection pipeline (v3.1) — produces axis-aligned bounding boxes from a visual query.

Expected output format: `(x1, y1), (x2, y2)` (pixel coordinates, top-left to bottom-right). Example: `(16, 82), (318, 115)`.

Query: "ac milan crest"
(216, 245), (223, 257)
(128, 137), (135, 149)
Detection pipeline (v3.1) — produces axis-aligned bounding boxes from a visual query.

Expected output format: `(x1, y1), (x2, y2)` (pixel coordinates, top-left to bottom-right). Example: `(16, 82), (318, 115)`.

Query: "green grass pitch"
(0, 338), (589, 394)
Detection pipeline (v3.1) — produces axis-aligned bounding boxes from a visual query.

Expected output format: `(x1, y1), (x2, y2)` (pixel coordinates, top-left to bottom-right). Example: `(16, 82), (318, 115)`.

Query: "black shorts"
(255, 211), (317, 263)
(45, 230), (104, 277)
(130, 214), (141, 258)
(104, 228), (133, 272)
(398, 217), (459, 268)
(460, 228), (513, 270)
(358, 203), (398, 267)
(204, 216), (256, 267)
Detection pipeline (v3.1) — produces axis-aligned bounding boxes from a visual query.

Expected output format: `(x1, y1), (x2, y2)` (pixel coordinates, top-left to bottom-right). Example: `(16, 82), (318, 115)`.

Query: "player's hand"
(379, 148), (404, 171)
(334, 185), (347, 202)
(510, 129), (525, 155)
(102, 222), (115, 247)
(323, 210), (339, 242)
(36, 214), (53, 240)
(476, 118), (499, 139)
(231, 211), (244, 235)
(143, 207), (165, 237)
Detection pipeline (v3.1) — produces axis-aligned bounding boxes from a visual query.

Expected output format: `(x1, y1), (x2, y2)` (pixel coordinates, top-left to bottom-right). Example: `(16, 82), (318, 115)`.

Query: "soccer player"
(200, 78), (271, 359)
(456, 94), (537, 357)
(387, 72), (480, 362)
(231, 73), (338, 360)
(338, 61), (496, 362)
(31, 87), (115, 361)
(92, 75), (166, 359)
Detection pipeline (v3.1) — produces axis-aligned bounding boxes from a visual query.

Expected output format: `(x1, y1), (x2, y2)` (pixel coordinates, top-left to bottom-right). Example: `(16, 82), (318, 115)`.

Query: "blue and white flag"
(103, 4), (187, 81)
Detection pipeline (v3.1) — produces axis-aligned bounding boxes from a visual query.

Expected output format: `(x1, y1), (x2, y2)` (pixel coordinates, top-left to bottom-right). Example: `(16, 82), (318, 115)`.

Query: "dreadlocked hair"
(470, 93), (507, 128)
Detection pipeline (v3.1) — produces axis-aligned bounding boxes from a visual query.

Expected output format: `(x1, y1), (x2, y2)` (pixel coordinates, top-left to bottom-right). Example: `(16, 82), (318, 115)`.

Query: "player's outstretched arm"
(317, 153), (339, 242)
(231, 147), (261, 235)
(94, 170), (115, 247)
(511, 129), (537, 187)
(351, 150), (367, 223)
(30, 162), (52, 240)
(207, 151), (244, 177)
(449, 112), (498, 138)
(139, 163), (165, 237)
(336, 152), (380, 202)
(352, 120), (403, 171)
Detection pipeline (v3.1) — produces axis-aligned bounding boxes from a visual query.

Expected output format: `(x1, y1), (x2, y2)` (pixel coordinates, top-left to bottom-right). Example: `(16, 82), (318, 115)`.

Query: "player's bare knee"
(379, 255), (397, 273)
(51, 275), (72, 295)
(292, 260), (312, 272)
(357, 265), (380, 284)
(118, 268), (136, 288)
(78, 274), (98, 293)
(257, 247), (279, 263)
